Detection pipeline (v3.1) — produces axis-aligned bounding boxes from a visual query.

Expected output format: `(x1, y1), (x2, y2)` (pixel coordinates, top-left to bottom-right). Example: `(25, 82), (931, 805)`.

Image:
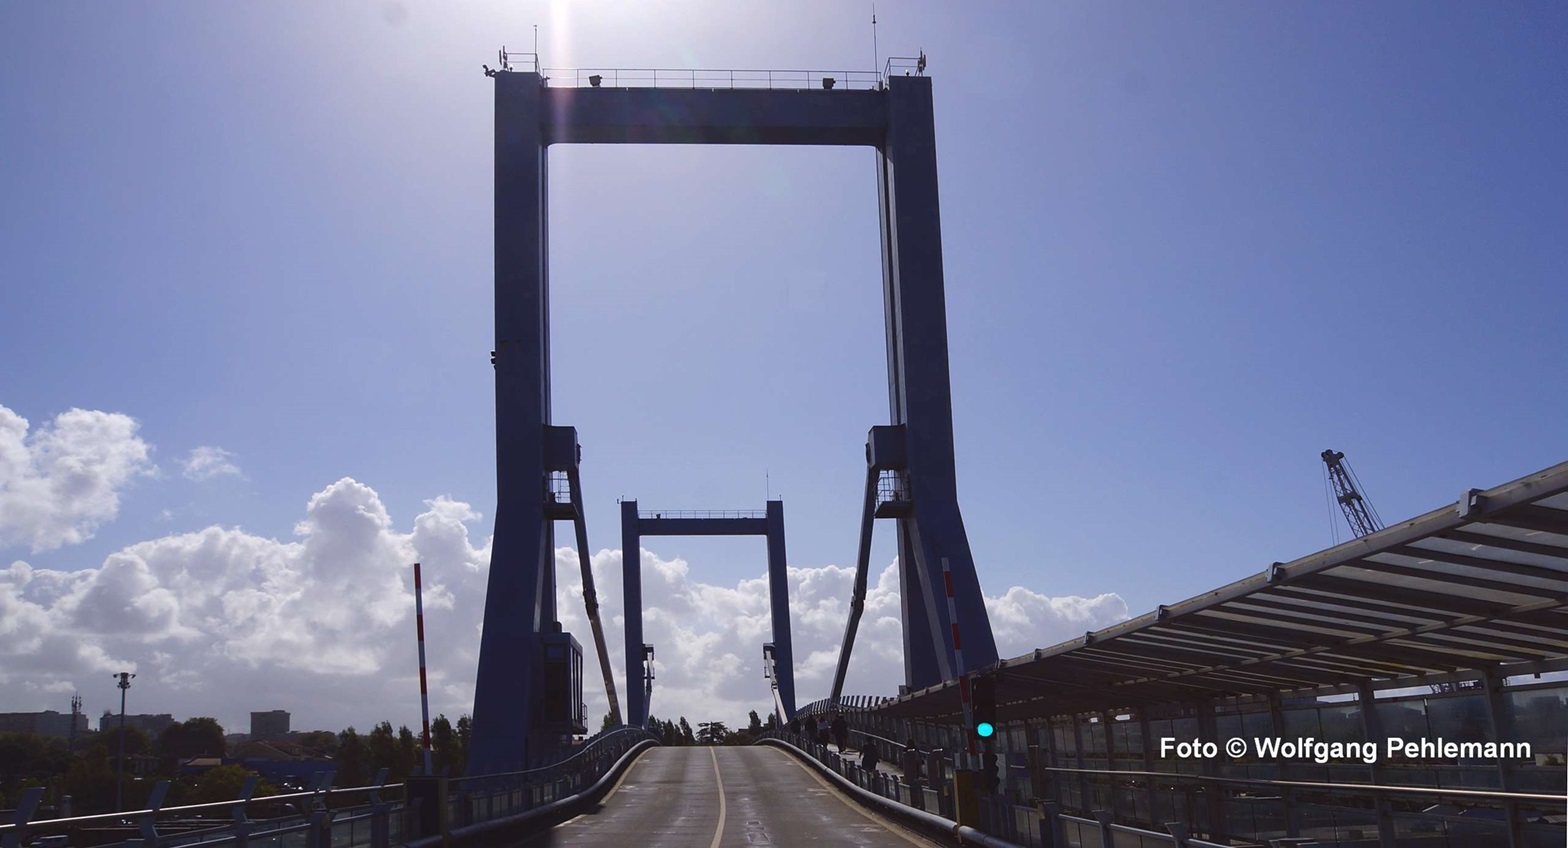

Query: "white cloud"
(0, 476), (1129, 736)
(181, 446), (243, 481)
(0, 478), (485, 733)
(0, 405), (155, 553)
(571, 548), (1131, 728)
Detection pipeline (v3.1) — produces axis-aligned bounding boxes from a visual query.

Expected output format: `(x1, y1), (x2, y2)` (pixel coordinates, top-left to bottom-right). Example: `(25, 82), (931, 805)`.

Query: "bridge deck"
(517, 746), (940, 847)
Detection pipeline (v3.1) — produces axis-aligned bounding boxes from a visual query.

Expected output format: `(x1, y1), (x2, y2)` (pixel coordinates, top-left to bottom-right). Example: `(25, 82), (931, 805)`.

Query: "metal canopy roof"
(879, 459), (1568, 722)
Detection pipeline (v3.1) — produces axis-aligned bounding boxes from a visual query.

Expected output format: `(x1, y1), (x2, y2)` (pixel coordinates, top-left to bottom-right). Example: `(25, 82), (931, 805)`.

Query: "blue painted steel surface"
(639, 517), (769, 536)
(540, 87), (886, 146)
(619, 500), (644, 726)
(474, 69), (997, 772)
(620, 499), (797, 726)
(764, 501), (796, 720)
(470, 72), (552, 775)
(876, 78), (998, 689)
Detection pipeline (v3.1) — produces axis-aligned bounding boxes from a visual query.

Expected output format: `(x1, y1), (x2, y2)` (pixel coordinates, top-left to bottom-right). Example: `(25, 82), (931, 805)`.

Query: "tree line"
(3, 706), (787, 814)
(0, 713), (473, 816)
(632, 709), (776, 747)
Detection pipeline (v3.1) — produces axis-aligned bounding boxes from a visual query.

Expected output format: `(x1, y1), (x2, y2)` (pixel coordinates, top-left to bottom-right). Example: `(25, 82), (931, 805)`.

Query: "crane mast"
(1322, 449), (1384, 538)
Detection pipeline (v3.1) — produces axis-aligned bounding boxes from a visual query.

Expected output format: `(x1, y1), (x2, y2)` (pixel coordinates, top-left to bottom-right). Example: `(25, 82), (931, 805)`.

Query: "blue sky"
(2, 1), (1565, 732)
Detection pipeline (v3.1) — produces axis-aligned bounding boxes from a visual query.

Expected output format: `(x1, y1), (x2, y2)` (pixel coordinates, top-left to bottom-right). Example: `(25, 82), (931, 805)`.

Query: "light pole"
(114, 672), (135, 812)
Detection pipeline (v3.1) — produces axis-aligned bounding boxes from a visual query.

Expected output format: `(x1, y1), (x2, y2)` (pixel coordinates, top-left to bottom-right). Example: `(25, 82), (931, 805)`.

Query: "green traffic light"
(976, 721), (995, 738)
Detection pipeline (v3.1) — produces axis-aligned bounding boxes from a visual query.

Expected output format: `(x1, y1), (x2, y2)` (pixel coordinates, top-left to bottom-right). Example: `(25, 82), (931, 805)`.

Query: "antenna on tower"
(872, 5), (880, 85)
(69, 693), (83, 753)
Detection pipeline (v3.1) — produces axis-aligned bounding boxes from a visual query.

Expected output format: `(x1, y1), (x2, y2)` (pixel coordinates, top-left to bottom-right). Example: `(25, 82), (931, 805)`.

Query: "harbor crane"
(1322, 449), (1384, 538)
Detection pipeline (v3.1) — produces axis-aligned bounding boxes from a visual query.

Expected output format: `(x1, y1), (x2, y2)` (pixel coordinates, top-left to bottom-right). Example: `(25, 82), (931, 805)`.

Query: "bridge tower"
(469, 61), (998, 773)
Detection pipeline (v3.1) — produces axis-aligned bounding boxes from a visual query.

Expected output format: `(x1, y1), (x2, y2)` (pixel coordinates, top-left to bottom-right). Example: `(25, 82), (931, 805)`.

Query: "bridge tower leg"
(877, 76), (999, 690)
(621, 500), (646, 726)
(765, 500), (797, 720)
(469, 72), (558, 774)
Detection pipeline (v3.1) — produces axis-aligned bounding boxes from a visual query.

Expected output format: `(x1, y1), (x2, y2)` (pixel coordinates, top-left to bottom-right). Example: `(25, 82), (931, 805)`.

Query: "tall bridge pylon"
(469, 65), (998, 774)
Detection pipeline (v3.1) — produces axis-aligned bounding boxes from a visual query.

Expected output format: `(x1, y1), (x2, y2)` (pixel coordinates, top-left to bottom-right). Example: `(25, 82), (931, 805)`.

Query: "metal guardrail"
(758, 732), (1026, 848)
(1038, 764), (1568, 806)
(496, 49), (539, 74)
(636, 509), (764, 520)
(884, 56), (925, 79)
(540, 67), (882, 90)
(761, 728), (1249, 847)
(0, 772), (400, 848)
(796, 693), (896, 716)
(766, 714), (1568, 847)
(407, 726), (655, 847)
(1, 728), (658, 848)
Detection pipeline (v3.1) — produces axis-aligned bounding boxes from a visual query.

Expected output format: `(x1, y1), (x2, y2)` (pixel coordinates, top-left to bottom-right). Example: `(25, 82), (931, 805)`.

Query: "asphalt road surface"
(512, 745), (943, 847)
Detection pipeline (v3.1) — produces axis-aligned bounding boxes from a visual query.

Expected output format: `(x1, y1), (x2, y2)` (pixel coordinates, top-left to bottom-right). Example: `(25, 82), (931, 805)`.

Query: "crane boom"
(1322, 449), (1384, 538)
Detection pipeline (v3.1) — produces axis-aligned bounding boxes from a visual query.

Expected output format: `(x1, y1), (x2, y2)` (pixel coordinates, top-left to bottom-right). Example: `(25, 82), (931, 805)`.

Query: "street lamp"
(114, 672), (135, 812)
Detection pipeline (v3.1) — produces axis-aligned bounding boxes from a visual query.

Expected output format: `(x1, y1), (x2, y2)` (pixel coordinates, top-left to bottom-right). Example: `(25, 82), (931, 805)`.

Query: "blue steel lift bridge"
(467, 55), (1001, 774)
(4, 57), (1565, 848)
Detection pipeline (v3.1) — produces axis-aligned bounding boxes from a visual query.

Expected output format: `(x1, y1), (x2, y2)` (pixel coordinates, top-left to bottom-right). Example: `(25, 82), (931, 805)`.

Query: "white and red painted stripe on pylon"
(941, 557), (978, 756)
(414, 562), (434, 775)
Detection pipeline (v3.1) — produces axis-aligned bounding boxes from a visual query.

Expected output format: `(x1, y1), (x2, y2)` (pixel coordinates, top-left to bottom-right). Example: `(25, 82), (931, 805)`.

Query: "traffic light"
(971, 675), (997, 739)
(981, 751), (1000, 794)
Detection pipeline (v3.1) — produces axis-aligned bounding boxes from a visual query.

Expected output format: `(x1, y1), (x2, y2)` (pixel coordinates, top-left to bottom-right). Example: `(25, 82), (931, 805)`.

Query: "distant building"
(99, 710), (175, 738)
(0, 710), (90, 738)
(211, 739), (334, 789)
(251, 710), (290, 738)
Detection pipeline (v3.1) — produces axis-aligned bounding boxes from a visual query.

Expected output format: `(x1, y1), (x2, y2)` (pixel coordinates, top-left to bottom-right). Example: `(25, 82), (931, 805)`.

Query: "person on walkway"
(901, 738), (925, 809)
(804, 714), (819, 742)
(831, 713), (849, 752)
(859, 738), (880, 772)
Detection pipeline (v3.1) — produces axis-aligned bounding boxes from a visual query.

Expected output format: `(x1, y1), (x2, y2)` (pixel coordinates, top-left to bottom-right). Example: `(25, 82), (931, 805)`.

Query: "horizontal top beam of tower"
(537, 83), (889, 146)
(636, 516), (769, 536)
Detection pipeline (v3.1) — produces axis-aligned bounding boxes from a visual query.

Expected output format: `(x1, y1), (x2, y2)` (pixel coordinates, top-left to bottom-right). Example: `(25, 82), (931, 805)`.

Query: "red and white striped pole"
(413, 562), (433, 775)
(941, 557), (978, 758)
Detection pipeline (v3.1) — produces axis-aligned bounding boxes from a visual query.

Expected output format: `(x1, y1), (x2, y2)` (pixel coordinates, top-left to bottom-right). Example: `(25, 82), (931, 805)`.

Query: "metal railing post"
(1093, 809), (1114, 846)
(305, 776), (335, 848)
(231, 774), (258, 848)
(1374, 793), (1396, 848)
(1, 787), (44, 848)
(404, 775), (448, 846)
(367, 769), (390, 848)
(1037, 800), (1064, 848)
(137, 780), (170, 848)
(1164, 821), (1190, 848)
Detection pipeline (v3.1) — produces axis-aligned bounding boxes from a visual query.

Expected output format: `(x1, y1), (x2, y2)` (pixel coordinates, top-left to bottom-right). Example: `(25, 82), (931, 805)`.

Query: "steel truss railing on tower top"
(540, 67), (882, 90)
(636, 508), (764, 520)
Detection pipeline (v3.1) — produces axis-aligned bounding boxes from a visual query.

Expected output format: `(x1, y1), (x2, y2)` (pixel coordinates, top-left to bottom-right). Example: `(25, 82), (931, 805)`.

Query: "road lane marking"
(709, 747), (728, 848)
(783, 755), (937, 847)
(534, 746), (649, 835)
